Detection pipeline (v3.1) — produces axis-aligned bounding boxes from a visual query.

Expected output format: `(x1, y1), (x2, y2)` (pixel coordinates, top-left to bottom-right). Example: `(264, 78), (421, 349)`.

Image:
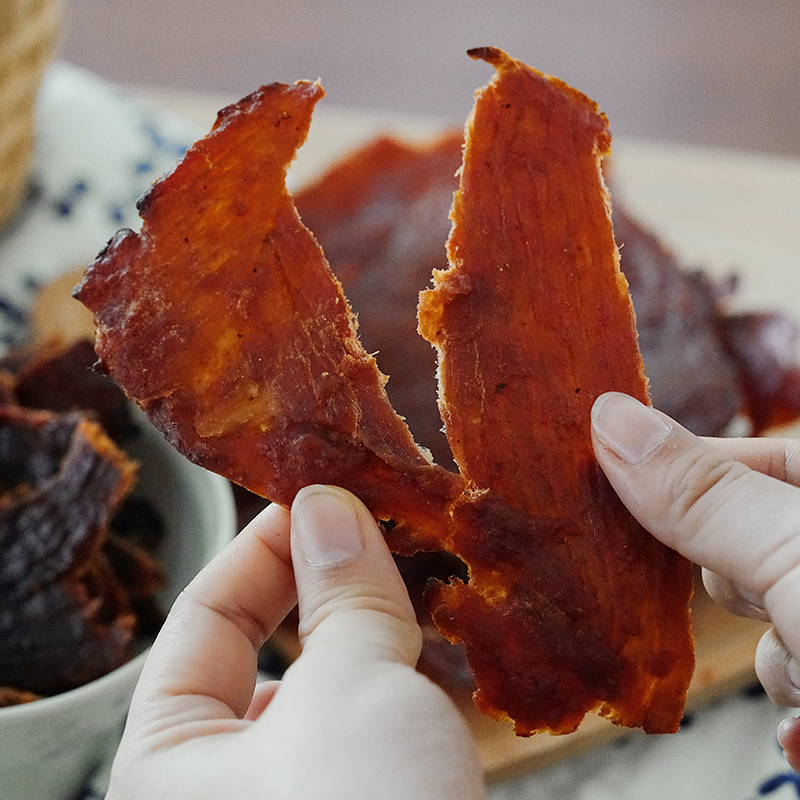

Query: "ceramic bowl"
(0, 414), (237, 800)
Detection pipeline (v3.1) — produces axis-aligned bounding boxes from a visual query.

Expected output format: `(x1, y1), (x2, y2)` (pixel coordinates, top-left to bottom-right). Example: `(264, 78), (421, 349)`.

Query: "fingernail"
(292, 485), (365, 568)
(778, 716), (796, 748)
(592, 392), (672, 465)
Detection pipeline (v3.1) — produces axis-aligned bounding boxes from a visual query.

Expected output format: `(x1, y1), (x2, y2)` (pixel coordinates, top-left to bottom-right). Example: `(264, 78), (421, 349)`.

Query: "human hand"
(106, 484), (485, 800)
(591, 391), (800, 772)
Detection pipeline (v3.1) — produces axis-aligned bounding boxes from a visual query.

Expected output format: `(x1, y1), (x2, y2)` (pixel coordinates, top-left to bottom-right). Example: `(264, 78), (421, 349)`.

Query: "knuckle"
(663, 448), (750, 542)
(193, 594), (271, 649)
(783, 442), (800, 487)
(299, 585), (422, 658)
(702, 569), (770, 621)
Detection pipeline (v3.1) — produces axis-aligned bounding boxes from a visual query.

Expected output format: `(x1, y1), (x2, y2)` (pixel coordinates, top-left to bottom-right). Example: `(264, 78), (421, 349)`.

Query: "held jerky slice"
(417, 48), (694, 733)
(74, 81), (465, 555)
(295, 133), (464, 467)
(74, 55), (693, 735)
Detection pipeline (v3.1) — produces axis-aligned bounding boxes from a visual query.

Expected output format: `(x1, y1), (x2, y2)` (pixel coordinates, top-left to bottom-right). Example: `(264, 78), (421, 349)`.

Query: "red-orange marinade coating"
(294, 132), (465, 468)
(73, 80), (464, 554)
(73, 55), (695, 737)
(418, 48), (694, 734)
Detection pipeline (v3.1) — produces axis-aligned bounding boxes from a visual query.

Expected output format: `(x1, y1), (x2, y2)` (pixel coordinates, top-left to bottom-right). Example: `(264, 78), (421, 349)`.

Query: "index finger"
(131, 502), (295, 727)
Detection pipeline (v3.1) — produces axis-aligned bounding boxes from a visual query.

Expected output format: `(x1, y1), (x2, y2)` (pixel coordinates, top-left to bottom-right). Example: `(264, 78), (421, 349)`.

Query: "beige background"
(59, 0), (800, 158)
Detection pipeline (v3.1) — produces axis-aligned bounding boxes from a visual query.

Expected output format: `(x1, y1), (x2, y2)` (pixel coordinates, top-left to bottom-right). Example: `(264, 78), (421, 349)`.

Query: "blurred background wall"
(59, 0), (800, 157)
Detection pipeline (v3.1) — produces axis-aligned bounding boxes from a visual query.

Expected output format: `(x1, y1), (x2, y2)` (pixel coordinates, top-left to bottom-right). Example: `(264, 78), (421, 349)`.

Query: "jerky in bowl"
(0, 405), (236, 800)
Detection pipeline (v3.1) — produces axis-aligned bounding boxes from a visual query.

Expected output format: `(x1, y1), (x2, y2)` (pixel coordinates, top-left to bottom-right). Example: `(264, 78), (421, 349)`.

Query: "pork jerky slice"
(295, 133), (464, 467)
(418, 48), (694, 735)
(74, 80), (464, 553)
(76, 61), (693, 735)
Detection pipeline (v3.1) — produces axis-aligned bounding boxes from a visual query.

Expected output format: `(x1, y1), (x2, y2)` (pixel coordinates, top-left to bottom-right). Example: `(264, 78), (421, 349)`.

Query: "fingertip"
(778, 716), (800, 774)
(291, 485), (366, 568)
(238, 500), (293, 568)
(591, 391), (672, 465)
(591, 393), (800, 594)
(289, 484), (420, 667)
(701, 568), (770, 622)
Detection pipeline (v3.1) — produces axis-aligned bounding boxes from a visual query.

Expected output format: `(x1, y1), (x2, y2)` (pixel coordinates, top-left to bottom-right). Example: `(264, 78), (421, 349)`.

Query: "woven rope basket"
(0, 0), (62, 229)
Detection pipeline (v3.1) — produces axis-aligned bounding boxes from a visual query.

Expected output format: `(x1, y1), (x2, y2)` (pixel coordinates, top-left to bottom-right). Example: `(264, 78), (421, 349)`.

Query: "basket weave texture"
(0, 0), (62, 228)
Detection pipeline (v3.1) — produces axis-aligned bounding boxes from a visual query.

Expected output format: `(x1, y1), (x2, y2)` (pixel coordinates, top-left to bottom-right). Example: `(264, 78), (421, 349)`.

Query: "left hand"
(106, 484), (485, 800)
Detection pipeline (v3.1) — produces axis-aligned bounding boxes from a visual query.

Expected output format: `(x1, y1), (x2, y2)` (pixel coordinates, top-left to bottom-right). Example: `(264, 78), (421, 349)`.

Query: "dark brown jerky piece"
(9, 339), (137, 441)
(0, 372), (16, 406)
(110, 495), (167, 555)
(612, 206), (743, 434)
(0, 686), (40, 707)
(104, 533), (166, 601)
(0, 567), (136, 696)
(0, 407), (136, 598)
(0, 406), (138, 695)
(721, 311), (800, 434)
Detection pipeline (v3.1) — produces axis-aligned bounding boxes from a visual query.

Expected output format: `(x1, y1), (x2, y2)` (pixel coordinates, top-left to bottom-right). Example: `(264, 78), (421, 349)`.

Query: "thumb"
(590, 391), (800, 651)
(289, 484), (422, 669)
(590, 392), (800, 593)
(591, 391), (800, 770)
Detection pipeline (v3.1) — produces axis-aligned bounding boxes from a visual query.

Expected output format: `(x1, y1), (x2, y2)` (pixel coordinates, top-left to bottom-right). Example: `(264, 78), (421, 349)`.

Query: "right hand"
(591, 391), (800, 772)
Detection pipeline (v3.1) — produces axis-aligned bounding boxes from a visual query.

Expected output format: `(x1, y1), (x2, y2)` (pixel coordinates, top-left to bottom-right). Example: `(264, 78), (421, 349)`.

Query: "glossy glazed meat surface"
(75, 52), (696, 735)
(417, 48), (693, 733)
